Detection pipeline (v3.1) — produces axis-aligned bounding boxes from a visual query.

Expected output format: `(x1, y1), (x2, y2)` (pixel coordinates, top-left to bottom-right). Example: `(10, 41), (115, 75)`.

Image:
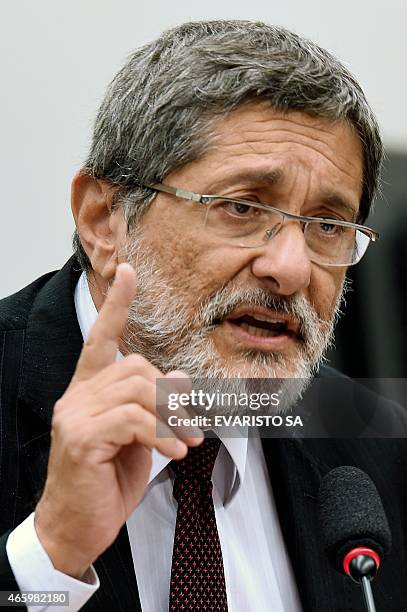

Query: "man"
(1, 19), (406, 612)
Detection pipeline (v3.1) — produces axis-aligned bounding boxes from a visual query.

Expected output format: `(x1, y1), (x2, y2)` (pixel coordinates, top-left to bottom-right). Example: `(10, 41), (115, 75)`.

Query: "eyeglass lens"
(203, 199), (370, 266)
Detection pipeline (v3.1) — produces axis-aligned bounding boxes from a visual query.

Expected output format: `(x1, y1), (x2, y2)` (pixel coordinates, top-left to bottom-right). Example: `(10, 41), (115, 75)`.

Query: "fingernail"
(166, 370), (190, 379)
(176, 440), (187, 453)
(118, 262), (134, 272)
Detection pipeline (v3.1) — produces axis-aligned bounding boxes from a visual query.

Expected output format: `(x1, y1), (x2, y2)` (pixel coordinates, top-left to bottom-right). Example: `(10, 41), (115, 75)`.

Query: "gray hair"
(73, 19), (383, 270)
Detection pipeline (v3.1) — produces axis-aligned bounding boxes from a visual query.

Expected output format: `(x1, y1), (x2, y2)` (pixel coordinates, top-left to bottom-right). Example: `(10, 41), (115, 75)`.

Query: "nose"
(250, 222), (312, 295)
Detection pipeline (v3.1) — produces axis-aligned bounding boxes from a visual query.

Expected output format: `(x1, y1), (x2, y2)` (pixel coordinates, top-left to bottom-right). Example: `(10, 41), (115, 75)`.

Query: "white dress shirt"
(7, 272), (302, 612)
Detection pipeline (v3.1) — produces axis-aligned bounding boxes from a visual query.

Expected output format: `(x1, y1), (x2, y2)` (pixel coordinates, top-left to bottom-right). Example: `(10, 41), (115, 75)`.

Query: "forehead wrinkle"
(211, 135), (360, 183)
(210, 115), (362, 179)
(267, 116), (339, 136)
(215, 113), (352, 148)
(210, 140), (363, 188)
(222, 128), (355, 160)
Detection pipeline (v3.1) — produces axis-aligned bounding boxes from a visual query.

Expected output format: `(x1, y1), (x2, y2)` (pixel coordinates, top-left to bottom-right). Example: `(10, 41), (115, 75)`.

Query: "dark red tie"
(169, 437), (228, 611)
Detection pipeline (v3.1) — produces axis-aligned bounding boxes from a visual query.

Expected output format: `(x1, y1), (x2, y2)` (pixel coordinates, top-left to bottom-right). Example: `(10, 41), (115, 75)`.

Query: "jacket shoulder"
(314, 364), (407, 435)
(317, 364), (349, 379)
(0, 270), (59, 332)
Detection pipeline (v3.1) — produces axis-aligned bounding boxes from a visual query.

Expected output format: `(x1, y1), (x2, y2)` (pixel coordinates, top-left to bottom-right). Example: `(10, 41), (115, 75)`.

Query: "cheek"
(309, 266), (346, 319)
(146, 223), (244, 300)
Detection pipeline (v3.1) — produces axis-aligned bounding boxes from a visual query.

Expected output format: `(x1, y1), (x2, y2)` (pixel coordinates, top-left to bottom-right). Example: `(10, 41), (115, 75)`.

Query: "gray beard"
(119, 230), (346, 415)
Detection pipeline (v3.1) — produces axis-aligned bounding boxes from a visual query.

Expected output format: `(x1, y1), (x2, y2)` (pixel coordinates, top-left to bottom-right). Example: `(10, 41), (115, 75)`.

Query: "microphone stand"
(361, 576), (376, 612)
(348, 554), (378, 612)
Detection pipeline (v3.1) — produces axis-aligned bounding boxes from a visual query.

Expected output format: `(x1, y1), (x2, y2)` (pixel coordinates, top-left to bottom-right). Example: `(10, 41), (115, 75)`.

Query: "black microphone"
(318, 466), (392, 612)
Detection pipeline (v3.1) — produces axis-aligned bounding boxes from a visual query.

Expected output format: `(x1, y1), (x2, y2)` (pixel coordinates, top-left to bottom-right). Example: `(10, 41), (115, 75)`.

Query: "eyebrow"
(206, 169), (359, 221)
(206, 169), (283, 192)
(321, 192), (358, 221)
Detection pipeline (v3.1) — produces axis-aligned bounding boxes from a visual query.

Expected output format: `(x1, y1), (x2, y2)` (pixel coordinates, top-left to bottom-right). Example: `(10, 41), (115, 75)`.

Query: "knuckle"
(52, 382), (87, 417)
(133, 417), (154, 443)
(51, 412), (63, 434)
(82, 335), (97, 353)
(68, 444), (86, 465)
(67, 427), (93, 461)
(130, 404), (152, 431)
(52, 409), (88, 444)
(50, 409), (96, 465)
(53, 399), (65, 416)
(52, 402), (72, 430)
(129, 374), (147, 394)
(122, 404), (138, 421)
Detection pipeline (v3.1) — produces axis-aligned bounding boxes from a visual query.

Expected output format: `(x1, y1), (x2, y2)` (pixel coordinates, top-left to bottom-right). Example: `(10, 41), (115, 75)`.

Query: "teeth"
(251, 314), (286, 324)
(240, 322), (279, 337)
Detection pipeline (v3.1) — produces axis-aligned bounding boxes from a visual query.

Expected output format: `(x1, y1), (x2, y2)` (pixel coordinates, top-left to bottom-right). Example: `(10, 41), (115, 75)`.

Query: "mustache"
(196, 285), (326, 341)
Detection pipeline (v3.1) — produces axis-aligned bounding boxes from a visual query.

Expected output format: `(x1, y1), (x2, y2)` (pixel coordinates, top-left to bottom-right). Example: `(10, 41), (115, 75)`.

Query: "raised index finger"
(71, 263), (136, 383)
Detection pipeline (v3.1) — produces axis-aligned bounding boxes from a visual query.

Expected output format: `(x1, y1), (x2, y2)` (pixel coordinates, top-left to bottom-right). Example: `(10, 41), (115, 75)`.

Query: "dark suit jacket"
(1, 257), (407, 611)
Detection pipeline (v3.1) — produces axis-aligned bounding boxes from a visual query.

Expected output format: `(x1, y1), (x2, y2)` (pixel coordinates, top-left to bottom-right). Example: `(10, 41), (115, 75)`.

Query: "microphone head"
(318, 466), (392, 573)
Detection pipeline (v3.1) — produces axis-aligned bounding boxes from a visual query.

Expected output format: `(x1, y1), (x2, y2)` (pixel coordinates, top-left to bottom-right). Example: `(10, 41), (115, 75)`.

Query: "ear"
(71, 172), (126, 280)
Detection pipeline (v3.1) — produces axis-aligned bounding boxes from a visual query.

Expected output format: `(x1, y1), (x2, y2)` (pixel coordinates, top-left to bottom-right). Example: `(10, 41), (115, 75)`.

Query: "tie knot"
(171, 438), (221, 498)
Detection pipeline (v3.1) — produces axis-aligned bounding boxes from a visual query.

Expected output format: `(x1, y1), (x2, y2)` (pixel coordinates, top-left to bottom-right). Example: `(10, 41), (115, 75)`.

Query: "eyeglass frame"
(144, 181), (379, 267)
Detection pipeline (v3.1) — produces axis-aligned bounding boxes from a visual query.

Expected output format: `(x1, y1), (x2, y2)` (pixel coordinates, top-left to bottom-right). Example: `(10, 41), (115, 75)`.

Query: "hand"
(34, 263), (203, 578)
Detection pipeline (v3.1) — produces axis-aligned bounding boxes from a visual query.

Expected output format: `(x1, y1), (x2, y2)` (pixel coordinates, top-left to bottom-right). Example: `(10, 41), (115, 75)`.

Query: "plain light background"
(1, 0), (406, 298)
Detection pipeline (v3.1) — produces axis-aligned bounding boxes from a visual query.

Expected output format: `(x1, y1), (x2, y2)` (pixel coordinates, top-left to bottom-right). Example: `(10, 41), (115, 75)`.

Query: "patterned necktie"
(169, 437), (228, 611)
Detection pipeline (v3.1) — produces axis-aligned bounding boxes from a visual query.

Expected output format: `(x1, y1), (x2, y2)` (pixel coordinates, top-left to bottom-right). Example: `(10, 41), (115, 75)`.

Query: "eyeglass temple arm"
(146, 183), (202, 203)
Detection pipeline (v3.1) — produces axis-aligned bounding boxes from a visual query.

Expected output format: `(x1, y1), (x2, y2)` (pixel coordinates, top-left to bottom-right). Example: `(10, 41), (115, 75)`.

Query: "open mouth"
(227, 314), (292, 338)
(219, 307), (301, 348)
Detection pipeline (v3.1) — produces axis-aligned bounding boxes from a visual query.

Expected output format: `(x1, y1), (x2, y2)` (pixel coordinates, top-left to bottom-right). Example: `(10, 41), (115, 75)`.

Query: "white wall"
(1, 0), (406, 297)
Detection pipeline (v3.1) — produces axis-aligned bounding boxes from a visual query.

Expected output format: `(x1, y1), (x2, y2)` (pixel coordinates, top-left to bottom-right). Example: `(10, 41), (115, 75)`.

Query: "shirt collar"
(74, 271), (99, 339)
(74, 271), (248, 505)
(148, 432), (248, 505)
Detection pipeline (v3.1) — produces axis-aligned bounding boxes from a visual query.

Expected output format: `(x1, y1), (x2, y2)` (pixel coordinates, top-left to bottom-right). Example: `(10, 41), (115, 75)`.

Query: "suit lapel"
(19, 257), (84, 426)
(17, 258), (141, 611)
(261, 437), (362, 611)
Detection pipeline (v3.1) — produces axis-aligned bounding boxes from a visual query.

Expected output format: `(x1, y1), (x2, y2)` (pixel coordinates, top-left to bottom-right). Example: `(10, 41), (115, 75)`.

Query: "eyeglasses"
(145, 182), (379, 267)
